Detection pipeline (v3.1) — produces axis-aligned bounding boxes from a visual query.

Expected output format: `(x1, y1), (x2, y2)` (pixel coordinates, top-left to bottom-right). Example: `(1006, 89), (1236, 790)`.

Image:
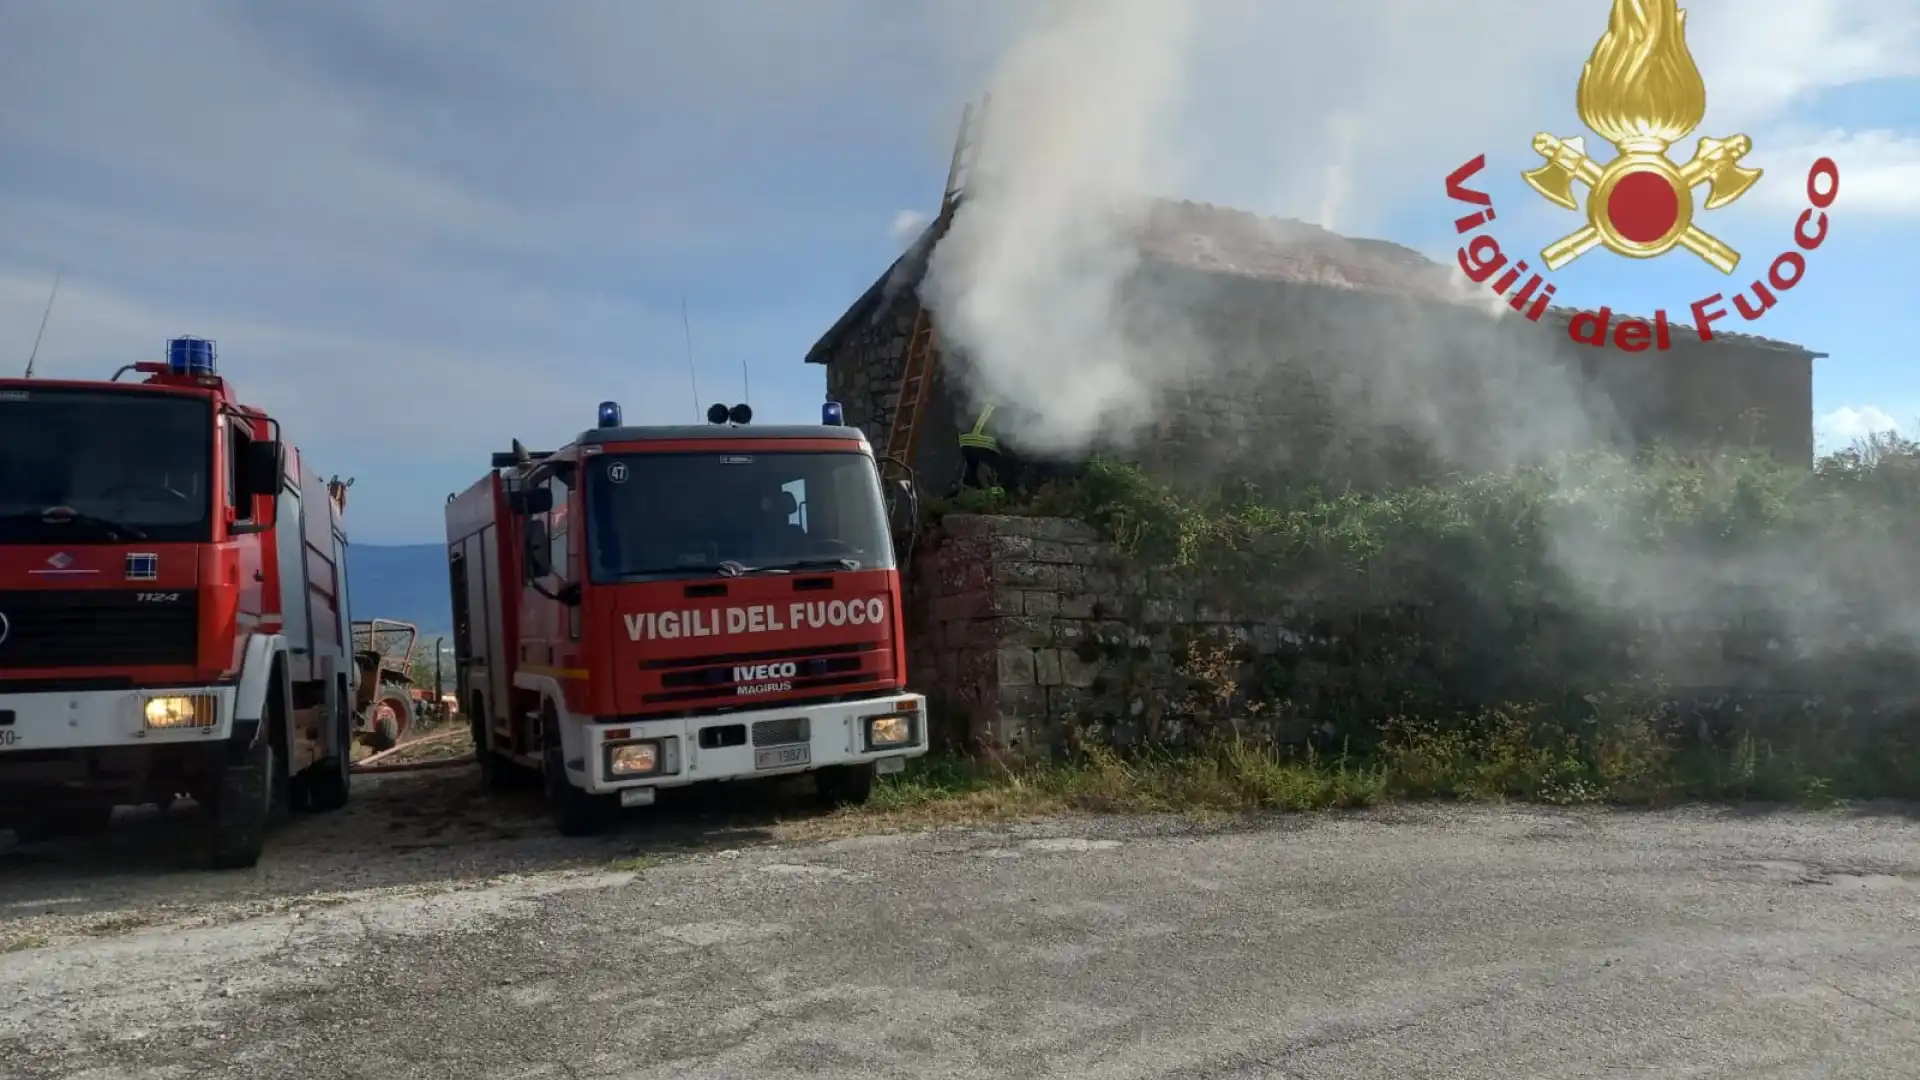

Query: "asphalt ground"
(2, 768), (1918, 1078)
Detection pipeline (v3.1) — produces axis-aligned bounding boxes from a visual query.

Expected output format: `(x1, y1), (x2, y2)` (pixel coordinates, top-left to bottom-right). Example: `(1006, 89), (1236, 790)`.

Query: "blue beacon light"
(597, 401), (622, 428)
(821, 400), (845, 426)
(166, 337), (218, 377)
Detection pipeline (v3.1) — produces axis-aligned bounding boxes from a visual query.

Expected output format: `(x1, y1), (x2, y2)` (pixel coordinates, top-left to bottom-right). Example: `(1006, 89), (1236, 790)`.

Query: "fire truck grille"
(641, 640), (887, 705)
(0, 589), (199, 670)
(751, 717), (809, 747)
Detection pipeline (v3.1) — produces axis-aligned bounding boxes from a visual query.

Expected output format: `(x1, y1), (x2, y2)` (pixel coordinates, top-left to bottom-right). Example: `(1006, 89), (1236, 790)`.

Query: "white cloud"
(1689, 0), (1920, 132)
(1818, 405), (1902, 446)
(1686, 0), (1920, 219)
(889, 210), (929, 243)
(1750, 129), (1920, 217)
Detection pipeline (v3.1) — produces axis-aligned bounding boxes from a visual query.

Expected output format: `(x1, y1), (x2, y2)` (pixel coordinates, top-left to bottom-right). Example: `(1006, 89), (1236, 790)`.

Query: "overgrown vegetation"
(907, 431), (1920, 807)
(979, 431), (1920, 578)
(857, 713), (1867, 823)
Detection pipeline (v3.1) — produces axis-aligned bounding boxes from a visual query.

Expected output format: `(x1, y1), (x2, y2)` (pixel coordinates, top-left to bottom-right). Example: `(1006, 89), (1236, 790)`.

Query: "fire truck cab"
(0, 338), (356, 868)
(446, 400), (928, 834)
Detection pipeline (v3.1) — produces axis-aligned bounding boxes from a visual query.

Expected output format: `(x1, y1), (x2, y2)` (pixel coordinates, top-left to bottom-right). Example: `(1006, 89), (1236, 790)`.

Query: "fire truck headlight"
(866, 714), (913, 749)
(143, 695), (210, 729)
(608, 741), (662, 776)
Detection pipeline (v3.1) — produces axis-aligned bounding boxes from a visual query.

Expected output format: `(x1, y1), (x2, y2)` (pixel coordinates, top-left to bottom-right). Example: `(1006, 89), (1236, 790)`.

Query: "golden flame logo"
(1523, 0), (1761, 273)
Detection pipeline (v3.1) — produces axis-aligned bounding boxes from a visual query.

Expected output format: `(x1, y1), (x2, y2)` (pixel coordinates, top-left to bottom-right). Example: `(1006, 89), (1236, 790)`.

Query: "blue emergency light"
(166, 337), (217, 377)
(597, 400), (622, 428)
(822, 400), (844, 426)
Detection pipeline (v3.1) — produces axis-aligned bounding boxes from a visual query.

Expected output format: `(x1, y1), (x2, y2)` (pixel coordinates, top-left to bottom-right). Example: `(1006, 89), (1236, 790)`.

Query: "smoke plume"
(909, 0), (1920, 671)
(921, 0), (1199, 457)
(918, 0), (1587, 459)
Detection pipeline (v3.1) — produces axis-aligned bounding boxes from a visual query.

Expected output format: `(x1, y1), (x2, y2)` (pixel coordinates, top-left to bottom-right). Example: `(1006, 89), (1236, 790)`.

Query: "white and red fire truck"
(0, 338), (357, 868)
(445, 399), (928, 834)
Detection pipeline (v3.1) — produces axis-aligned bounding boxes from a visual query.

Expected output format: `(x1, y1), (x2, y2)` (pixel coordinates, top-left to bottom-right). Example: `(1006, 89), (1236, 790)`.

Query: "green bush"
(919, 434), (1920, 801)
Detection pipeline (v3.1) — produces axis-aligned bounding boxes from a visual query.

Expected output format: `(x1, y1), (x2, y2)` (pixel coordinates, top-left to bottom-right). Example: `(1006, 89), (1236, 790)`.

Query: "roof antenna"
(681, 296), (700, 423)
(22, 266), (63, 379)
(742, 359), (750, 408)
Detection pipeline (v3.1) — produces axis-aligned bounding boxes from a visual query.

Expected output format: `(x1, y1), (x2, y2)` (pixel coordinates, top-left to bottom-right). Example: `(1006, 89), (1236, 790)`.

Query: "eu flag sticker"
(125, 553), (159, 581)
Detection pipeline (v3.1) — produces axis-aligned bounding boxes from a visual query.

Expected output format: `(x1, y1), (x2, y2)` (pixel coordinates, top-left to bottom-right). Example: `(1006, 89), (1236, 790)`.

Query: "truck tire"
(208, 733), (276, 870)
(816, 763), (876, 807)
(305, 698), (353, 813)
(541, 715), (613, 837)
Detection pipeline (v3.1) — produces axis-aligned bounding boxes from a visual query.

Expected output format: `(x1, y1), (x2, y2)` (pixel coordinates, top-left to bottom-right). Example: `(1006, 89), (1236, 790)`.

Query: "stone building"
(805, 200), (1821, 495)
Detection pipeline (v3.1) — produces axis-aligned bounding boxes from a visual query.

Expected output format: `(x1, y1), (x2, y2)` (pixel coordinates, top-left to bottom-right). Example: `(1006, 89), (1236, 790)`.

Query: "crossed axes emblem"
(1523, 131), (1762, 274)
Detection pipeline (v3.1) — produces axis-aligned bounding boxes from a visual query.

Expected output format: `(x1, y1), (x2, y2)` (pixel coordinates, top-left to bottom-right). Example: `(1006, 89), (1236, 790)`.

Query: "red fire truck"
(445, 399), (927, 834)
(0, 338), (357, 868)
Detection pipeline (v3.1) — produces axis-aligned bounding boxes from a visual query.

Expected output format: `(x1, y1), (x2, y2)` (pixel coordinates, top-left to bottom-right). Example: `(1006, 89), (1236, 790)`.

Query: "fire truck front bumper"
(580, 693), (929, 796)
(0, 685), (235, 753)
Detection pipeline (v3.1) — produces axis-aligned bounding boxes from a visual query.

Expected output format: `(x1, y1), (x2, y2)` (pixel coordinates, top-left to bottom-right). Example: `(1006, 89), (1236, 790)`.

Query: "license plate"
(754, 744), (810, 770)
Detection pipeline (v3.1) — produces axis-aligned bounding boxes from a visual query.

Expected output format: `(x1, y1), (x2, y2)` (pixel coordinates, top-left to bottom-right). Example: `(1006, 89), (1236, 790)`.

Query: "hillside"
(346, 542), (450, 634)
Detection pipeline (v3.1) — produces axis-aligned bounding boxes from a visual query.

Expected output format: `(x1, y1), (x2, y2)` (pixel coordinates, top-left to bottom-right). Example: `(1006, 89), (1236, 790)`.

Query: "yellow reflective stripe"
(958, 433), (999, 450)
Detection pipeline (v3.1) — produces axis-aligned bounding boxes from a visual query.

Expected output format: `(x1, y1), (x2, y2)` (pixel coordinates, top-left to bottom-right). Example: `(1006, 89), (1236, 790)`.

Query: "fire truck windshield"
(0, 388), (214, 543)
(585, 450), (894, 582)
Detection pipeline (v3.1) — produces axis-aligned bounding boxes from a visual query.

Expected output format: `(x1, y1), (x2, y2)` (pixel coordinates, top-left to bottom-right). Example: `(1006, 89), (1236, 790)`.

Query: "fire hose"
(351, 725), (472, 774)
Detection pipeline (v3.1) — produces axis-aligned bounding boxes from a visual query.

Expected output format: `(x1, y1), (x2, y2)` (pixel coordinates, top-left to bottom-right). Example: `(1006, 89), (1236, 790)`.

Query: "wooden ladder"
(880, 96), (989, 487)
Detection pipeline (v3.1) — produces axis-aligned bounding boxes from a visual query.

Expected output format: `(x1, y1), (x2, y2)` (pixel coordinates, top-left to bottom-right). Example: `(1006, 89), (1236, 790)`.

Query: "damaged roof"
(804, 198), (1816, 363)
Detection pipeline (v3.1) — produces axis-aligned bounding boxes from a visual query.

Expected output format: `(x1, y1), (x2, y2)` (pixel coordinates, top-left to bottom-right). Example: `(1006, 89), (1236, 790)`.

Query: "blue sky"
(1, 0), (1914, 542)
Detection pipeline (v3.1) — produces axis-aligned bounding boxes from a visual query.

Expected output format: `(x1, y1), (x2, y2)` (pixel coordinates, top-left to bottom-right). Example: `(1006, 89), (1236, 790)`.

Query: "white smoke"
(919, 0), (1199, 456)
(914, 0), (1592, 457)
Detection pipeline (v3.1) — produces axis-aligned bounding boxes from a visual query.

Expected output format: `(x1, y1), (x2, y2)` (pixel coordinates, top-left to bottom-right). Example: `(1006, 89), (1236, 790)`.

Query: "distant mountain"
(346, 542), (450, 634)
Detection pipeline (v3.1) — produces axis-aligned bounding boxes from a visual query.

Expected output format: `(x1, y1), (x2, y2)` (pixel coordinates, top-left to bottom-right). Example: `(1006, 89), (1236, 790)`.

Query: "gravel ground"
(0, 759), (815, 953)
(3, 771), (1920, 1078)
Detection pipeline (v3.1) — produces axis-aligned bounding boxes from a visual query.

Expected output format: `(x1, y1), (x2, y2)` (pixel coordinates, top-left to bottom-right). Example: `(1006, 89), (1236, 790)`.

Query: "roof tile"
(806, 197), (1815, 361)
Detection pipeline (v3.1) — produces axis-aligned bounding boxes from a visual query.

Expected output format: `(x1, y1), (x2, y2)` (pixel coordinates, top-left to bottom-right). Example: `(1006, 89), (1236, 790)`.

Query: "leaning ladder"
(880, 95), (990, 487)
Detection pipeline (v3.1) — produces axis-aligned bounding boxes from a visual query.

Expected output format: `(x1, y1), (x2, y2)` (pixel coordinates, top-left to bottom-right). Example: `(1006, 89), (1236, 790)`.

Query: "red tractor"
(350, 617), (419, 751)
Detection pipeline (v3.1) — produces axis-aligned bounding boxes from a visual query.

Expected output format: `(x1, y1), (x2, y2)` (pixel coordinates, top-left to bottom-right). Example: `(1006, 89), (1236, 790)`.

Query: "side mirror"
(513, 486), (554, 515)
(887, 478), (921, 559)
(891, 479), (920, 526)
(239, 440), (284, 500)
(524, 519), (553, 579)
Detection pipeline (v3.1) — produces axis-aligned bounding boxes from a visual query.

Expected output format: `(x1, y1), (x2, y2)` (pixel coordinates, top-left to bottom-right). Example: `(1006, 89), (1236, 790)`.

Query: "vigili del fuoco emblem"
(1522, 0), (1762, 274)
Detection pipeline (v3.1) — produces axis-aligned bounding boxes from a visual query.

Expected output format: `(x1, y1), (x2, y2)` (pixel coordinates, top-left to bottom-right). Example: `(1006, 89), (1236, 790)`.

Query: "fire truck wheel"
(816, 763), (876, 807)
(305, 699), (353, 813)
(208, 734), (274, 870)
(542, 715), (613, 837)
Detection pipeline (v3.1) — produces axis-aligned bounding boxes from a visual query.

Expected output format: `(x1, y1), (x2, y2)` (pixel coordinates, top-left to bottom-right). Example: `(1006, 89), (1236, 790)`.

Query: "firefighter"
(957, 400), (1002, 491)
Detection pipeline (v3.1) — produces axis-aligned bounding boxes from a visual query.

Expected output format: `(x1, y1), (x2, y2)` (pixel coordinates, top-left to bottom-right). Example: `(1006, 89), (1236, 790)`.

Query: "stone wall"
(815, 267), (1816, 497)
(907, 512), (1404, 753)
(907, 514), (1917, 757)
